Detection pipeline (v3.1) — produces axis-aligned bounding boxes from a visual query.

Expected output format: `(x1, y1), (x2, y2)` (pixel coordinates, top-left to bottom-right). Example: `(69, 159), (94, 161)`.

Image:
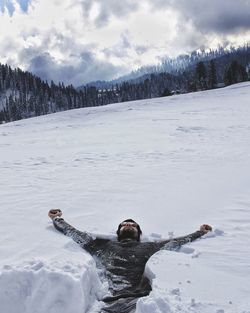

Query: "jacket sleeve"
(52, 217), (94, 248)
(158, 230), (206, 251)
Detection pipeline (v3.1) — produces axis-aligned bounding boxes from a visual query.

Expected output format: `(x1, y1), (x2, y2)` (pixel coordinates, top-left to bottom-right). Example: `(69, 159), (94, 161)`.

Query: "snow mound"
(140, 247), (250, 313)
(0, 259), (104, 313)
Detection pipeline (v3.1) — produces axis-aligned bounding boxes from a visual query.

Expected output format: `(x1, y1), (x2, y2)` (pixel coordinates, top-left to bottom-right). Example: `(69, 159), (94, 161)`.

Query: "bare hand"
(200, 224), (212, 234)
(48, 209), (62, 219)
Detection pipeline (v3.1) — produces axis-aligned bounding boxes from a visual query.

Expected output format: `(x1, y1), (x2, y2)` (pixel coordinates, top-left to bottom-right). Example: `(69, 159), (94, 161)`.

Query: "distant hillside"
(0, 45), (249, 123)
(80, 46), (250, 89)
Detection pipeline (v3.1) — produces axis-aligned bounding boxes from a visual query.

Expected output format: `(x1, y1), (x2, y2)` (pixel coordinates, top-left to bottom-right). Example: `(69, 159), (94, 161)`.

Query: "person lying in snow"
(48, 209), (212, 313)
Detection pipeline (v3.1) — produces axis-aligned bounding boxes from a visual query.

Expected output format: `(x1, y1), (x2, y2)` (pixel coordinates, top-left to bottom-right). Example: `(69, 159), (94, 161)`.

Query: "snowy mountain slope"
(1, 82), (250, 313)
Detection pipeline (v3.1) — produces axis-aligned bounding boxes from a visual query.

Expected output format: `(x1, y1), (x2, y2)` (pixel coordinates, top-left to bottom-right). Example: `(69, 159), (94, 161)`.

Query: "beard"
(119, 227), (138, 241)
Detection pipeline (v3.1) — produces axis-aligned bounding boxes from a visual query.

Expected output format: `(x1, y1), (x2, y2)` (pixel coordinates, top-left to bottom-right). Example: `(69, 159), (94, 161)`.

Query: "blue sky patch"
(18, 0), (30, 12)
(0, 0), (30, 15)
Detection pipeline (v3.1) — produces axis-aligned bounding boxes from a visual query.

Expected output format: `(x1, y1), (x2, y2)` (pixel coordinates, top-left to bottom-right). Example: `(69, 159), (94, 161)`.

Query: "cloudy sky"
(0, 0), (250, 86)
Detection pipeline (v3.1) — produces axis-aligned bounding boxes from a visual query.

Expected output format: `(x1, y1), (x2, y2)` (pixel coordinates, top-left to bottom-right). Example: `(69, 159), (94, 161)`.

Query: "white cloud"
(0, 0), (249, 86)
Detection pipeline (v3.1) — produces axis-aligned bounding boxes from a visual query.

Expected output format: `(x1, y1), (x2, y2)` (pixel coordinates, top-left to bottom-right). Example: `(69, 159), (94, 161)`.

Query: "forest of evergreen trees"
(0, 45), (249, 123)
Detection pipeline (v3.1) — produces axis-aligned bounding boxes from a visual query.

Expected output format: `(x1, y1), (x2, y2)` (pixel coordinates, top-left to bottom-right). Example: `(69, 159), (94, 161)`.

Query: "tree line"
(0, 46), (249, 123)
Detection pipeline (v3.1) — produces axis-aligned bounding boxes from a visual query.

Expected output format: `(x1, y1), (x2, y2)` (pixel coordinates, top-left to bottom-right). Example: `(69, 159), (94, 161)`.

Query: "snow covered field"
(1, 82), (250, 313)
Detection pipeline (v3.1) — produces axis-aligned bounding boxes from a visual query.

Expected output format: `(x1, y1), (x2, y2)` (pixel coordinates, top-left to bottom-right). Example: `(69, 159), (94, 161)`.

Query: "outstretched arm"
(159, 224), (212, 251)
(48, 209), (93, 248)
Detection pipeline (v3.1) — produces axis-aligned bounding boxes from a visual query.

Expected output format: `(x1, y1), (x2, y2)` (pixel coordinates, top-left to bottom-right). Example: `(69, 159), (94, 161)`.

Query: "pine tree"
(161, 87), (171, 97)
(195, 62), (207, 90)
(208, 60), (217, 89)
(224, 60), (248, 86)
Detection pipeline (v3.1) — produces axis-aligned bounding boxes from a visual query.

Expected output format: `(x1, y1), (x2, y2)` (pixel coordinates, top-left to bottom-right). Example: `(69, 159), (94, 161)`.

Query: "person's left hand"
(200, 224), (212, 234)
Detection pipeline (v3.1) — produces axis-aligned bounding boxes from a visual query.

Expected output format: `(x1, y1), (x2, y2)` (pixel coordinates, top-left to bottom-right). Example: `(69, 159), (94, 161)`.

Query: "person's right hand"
(48, 209), (62, 219)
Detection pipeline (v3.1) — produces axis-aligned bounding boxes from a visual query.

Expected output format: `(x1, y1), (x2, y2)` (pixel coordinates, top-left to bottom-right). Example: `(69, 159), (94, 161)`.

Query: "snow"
(1, 82), (250, 313)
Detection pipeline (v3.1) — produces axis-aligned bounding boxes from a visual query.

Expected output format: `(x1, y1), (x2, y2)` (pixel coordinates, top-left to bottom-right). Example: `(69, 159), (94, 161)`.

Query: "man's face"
(119, 221), (139, 240)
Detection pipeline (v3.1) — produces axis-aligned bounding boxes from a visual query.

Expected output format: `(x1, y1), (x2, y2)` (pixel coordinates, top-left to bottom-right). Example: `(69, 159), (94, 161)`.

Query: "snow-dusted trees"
(0, 46), (249, 123)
